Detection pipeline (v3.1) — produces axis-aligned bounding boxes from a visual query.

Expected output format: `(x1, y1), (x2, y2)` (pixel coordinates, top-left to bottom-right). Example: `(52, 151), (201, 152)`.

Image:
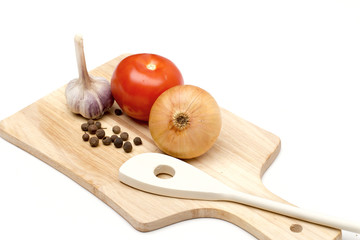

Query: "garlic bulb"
(65, 34), (114, 119)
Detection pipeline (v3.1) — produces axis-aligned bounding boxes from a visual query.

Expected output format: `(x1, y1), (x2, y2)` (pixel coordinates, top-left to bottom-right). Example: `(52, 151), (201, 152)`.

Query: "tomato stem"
(146, 63), (156, 71)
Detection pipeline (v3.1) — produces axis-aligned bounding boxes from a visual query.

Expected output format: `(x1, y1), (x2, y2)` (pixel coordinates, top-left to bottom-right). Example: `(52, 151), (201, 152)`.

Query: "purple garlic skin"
(65, 76), (114, 119)
(65, 35), (114, 119)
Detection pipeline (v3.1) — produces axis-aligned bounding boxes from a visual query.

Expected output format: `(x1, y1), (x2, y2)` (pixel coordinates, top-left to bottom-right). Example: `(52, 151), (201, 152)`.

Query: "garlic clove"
(65, 35), (114, 119)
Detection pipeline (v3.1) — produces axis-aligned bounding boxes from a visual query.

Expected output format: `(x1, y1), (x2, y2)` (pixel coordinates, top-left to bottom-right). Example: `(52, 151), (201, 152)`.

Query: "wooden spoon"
(119, 153), (360, 233)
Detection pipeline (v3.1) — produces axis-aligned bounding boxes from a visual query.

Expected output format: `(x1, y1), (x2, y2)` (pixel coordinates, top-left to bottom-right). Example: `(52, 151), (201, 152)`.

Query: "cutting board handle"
(223, 190), (360, 233)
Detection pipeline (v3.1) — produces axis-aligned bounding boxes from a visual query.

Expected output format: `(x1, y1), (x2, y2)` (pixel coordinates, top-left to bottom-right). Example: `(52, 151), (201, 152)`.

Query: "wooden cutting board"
(0, 55), (341, 240)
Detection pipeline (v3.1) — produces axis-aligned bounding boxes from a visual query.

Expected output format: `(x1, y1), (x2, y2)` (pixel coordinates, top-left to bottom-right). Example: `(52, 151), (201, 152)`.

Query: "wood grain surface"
(0, 55), (341, 240)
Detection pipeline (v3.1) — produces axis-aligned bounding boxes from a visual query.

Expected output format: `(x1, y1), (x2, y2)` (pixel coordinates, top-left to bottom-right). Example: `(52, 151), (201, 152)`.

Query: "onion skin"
(149, 85), (222, 159)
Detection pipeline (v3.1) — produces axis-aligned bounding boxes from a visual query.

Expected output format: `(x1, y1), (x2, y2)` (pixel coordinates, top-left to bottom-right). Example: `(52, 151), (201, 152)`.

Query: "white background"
(1, 0), (360, 239)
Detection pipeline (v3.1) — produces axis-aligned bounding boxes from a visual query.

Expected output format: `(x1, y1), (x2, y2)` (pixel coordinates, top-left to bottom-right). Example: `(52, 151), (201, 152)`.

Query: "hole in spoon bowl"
(154, 165), (175, 179)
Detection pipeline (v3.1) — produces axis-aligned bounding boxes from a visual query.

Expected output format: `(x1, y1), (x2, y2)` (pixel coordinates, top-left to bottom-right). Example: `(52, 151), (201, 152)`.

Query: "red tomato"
(111, 54), (184, 121)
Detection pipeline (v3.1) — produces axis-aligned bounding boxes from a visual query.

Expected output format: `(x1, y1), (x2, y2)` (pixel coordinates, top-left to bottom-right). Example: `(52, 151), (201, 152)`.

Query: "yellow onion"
(149, 85), (222, 159)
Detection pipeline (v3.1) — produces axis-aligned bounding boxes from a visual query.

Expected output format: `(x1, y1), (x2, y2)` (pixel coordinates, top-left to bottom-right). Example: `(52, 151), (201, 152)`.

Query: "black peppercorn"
(88, 124), (98, 134)
(89, 137), (99, 147)
(115, 109), (123, 116)
(120, 132), (129, 141)
(95, 121), (102, 129)
(102, 136), (112, 145)
(81, 123), (89, 131)
(133, 137), (142, 145)
(112, 125), (121, 134)
(87, 119), (95, 125)
(82, 132), (90, 141)
(123, 141), (132, 153)
(96, 129), (105, 139)
(111, 134), (118, 142)
(114, 137), (123, 148)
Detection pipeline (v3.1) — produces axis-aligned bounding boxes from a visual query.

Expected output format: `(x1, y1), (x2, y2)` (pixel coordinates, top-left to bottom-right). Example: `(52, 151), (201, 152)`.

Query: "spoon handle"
(223, 190), (360, 233)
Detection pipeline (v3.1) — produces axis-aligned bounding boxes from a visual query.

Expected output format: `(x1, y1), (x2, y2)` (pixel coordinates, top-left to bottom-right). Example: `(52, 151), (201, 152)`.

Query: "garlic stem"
(74, 34), (90, 87)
